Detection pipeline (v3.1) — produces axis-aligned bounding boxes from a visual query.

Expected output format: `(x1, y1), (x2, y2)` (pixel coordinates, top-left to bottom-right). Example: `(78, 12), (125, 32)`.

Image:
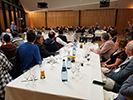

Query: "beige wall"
(47, 11), (79, 28)
(26, 12), (46, 28)
(80, 9), (116, 29)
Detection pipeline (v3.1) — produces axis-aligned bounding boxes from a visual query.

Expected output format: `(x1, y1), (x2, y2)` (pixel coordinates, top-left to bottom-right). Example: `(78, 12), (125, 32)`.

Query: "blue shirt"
(10, 24), (17, 32)
(0, 32), (13, 40)
(16, 42), (42, 72)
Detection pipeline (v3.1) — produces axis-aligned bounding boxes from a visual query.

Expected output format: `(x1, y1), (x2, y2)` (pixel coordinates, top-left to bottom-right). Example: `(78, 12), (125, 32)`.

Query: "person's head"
(48, 31), (55, 39)
(58, 29), (63, 34)
(36, 35), (44, 45)
(96, 23), (98, 25)
(125, 41), (133, 56)
(101, 33), (109, 42)
(3, 34), (10, 43)
(11, 21), (15, 25)
(27, 30), (36, 43)
(103, 26), (107, 29)
(115, 38), (128, 51)
(37, 31), (42, 35)
(6, 29), (11, 33)
(12, 31), (19, 37)
(108, 30), (117, 38)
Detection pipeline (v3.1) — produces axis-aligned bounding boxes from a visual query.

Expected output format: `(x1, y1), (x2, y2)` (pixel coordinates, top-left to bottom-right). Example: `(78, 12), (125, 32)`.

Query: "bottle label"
(61, 72), (67, 81)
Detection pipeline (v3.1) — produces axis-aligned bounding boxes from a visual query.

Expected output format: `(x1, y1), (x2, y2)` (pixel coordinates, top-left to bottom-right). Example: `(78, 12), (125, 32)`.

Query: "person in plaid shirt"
(0, 52), (13, 100)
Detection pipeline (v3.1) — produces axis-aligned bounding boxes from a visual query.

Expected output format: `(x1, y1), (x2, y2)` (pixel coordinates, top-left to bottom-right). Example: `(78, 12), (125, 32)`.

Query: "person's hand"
(90, 48), (94, 51)
(101, 62), (105, 67)
(128, 21), (130, 24)
(96, 49), (100, 54)
(103, 69), (111, 76)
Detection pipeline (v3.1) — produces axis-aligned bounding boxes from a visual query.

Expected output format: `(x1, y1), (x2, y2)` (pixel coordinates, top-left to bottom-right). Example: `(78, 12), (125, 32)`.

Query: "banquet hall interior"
(1, 0), (133, 100)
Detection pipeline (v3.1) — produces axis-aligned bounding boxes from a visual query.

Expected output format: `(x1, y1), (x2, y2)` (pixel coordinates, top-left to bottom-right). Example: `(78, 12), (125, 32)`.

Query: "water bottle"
(67, 52), (71, 69)
(74, 39), (78, 48)
(61, 59), (67, 82)
(72, 46), (76, 56)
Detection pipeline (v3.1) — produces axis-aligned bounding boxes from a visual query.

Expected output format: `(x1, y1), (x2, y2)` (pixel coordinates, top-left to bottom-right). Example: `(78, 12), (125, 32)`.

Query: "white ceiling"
(19, 0), (133, 12)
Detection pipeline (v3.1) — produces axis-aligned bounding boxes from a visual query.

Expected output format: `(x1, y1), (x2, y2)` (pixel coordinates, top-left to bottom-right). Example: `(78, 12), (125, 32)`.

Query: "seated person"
(102, 41), (133, 93)
(108, 30), (117, 43)
(91, 33), (115, 62)
(0, 52), (13, 100)
(95, 23), (100, 30)
(35, 35), (58, 58)
(76, 26), (82, 33)
(107, 25), (112, 33)
(16, 30), (42, 72)
(11, 31), (24, 48)
(0, 28), (13, 40)
(117, 75), (133, 100)
(101, 38), (127, 69)
(45, 31), (59, 52)
(88, 26), (95, 34)
(81, 26), (85, 36)
(88, 26), (95, 41)
(54, 30), (67, 48)
(0, 34), (16, 62)
(103, 26), (108, 31)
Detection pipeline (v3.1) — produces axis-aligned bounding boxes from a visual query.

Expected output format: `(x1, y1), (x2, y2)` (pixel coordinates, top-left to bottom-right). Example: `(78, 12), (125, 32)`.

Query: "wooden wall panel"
(47, 11), (79, 28)
(0, 11), (5, 31)
(25, 12), (45, 28)
(116, 9), (133, 35)
(6, 10), (10, 28)
(80, 9), (116, 29)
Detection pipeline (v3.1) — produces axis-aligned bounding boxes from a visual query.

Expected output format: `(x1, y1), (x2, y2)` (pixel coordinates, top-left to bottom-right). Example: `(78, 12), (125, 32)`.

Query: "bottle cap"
(63, 59), (65, 61)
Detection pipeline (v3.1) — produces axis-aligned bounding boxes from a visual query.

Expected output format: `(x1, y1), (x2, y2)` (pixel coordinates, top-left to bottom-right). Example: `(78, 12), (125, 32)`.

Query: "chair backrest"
(9, 55), (22, 79)
(4, 49), (16, 62)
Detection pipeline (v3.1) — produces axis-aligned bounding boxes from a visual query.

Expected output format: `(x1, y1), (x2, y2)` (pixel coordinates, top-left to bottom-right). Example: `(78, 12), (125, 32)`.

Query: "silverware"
(21, 79), (38, 82)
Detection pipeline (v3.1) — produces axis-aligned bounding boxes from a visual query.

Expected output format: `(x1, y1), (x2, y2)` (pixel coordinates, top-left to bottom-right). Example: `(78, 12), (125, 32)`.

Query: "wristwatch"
(105, 64), (107, 68)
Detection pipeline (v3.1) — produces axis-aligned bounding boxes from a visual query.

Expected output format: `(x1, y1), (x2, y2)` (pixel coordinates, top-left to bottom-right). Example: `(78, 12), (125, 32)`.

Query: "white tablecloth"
(95, 30), (107, 37)
(5, 43), (104, 100)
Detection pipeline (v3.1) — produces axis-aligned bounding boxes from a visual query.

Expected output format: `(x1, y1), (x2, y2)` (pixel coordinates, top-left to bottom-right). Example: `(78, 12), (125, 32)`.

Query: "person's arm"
(106, 60), (133, 83)
(106, 58), (123, 68)
(128, 21), (133, 28)
(119, 75), (133, 99)
(52, 41), (59, 51)
(56, 37), (67, 46)
(34, 45), (42, 63)
(101, 58), (111, 67)
(99, 41), (114, 55)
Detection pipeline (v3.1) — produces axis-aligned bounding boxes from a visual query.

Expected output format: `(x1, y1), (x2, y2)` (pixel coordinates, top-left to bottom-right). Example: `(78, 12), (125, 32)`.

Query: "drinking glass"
(23, 69), (30, 82)
(30, 68), (37, 82)
(70, 64), (76, 80)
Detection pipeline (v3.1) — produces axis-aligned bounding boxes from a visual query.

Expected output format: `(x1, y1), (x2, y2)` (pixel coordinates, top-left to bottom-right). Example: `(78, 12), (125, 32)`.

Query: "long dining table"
(5, 42), (104, 100)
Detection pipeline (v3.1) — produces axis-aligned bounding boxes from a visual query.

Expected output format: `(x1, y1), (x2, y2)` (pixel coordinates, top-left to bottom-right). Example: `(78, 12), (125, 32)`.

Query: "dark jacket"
(35, 42), (56, 58)
(45, 38), (59, 52)
(57, 34), (68, 43)
(105, 58), (133, 93)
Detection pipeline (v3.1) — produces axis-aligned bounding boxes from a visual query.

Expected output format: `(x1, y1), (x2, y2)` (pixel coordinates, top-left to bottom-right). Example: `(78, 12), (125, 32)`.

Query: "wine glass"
(23, 69), (30, 82)
(30, 68), (37, 82)
(70, 64), (76, 80)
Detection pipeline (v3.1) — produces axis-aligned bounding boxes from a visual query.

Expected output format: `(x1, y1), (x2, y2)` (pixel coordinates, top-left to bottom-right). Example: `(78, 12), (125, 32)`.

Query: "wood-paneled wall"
(0, 11), (5, 31)
(80, 9), (116, 29)
(116, 9), (133, 34)
(47, 11), (79, 28)
(25, 9), (133, 36)
(26, 12), (46, 28)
